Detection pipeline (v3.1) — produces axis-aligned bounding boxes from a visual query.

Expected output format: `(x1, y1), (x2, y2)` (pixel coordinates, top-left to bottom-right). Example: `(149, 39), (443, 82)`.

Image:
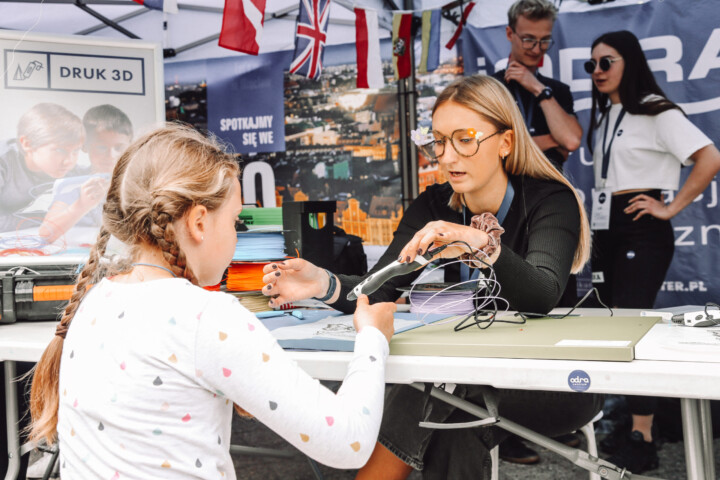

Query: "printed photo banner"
(460, 0), (720, 306)
(0, 31), (163, 259)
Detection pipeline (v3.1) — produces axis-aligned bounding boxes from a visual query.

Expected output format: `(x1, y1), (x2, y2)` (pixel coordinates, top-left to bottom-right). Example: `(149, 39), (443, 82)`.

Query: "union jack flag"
(289, 0), (331, 80)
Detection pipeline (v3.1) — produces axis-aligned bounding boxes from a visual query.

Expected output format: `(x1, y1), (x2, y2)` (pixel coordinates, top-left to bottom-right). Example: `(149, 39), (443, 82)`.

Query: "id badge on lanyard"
(591, 108), (626, 231)
(591, 187), (611, 230)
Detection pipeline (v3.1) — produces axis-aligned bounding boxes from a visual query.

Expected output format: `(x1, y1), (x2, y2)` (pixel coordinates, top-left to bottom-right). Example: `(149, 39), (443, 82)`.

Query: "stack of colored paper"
(238, 207), (282, 231)
(233, 232), (285, 262)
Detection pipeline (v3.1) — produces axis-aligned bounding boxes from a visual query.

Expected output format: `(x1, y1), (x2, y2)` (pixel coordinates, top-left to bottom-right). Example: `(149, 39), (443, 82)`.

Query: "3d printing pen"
(671, 309), (720, 327)
(347, 244), (449, 301)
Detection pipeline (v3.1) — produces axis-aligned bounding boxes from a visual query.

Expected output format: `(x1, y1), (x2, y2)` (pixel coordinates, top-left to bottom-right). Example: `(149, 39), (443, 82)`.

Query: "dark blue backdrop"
(461, 0), (720, 307)
(206, 51), (290, 154)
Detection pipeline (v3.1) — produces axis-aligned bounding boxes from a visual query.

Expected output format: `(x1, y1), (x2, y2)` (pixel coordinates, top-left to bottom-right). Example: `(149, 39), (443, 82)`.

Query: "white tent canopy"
(1, 0), (640, 63)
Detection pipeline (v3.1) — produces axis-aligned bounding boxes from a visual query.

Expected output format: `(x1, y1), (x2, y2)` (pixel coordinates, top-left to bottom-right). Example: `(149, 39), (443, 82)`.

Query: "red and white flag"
(218, 0), (267, 55)
(446, 1), (475, 50)
(354, 8), (384, 89)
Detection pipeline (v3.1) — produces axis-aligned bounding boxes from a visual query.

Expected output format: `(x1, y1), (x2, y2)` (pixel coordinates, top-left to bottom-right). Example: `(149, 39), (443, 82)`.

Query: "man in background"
(494, 0), (582, 172)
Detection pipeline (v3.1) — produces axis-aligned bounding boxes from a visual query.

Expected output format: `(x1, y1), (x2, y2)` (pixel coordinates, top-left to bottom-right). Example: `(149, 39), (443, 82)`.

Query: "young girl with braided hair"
(29, 124), (395, 479)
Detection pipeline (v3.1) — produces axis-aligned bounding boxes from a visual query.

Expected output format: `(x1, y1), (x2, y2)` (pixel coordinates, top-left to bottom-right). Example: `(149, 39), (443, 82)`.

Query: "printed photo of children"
(0, 103), (84, 234)
(39, 105), (133, 242)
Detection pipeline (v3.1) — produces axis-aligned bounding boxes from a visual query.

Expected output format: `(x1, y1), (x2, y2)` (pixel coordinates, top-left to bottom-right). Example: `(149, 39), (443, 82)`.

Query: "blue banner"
(461, 0), (720, 306)
(206, 51), (290, 154)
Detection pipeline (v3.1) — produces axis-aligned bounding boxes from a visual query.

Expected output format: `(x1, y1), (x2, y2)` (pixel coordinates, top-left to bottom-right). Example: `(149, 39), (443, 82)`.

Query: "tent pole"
(399, 0), (419, 210)
(73, 0), (140, 39)
(406, 6), (419, 203)
(75, 7), (149, 35)
(399, 75), (410, 210)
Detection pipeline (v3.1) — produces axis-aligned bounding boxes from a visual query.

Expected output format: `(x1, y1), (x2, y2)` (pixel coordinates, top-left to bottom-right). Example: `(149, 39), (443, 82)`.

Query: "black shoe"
(499, 436), (540, 464)
(600, 426), (626, 454)
(601, 423), (660, 455)
(606, 431), (659, 473)
(552, 432), (580, 448)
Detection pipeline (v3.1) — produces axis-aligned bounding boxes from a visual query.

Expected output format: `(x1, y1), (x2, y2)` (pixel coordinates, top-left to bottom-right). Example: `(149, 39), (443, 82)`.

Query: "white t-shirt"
(592, 101), (712, 192)
(57, 277), (389, 479)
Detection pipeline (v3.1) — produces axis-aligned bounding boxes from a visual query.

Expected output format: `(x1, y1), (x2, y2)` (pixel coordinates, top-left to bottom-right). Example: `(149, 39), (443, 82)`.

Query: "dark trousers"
(591, 190), (674, 309)
(378, 384), (603, 479)
(591, 190), (674, 418)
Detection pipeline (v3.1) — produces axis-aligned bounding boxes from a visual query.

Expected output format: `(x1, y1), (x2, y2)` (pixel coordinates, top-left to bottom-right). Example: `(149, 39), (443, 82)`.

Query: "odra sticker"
(568, 370), (591, 392)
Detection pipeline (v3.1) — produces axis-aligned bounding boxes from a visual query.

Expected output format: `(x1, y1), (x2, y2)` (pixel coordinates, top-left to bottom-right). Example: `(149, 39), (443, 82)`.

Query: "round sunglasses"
(584, 56), (622, 74)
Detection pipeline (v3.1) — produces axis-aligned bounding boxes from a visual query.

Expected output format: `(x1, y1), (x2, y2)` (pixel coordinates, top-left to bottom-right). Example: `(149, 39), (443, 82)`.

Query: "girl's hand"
(353, 295), (396, 344)
(625, 194), (672, 221)
(397, 220), (489, 264)
(261, 258), (327, 307)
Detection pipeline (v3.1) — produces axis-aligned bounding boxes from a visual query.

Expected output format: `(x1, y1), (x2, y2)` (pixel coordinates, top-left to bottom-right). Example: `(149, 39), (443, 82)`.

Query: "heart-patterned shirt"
(57, 277), (389, 479)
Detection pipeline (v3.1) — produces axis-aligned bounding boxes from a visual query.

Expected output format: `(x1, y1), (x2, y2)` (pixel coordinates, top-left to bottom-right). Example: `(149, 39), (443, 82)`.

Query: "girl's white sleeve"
(193, 294), (389, 469)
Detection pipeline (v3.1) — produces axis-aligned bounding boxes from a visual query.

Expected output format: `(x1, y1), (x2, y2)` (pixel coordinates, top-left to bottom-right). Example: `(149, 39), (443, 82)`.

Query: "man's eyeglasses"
(512, 30), (554, 51)
(584, 56), (622, 74)
(419, 128), (506, 161)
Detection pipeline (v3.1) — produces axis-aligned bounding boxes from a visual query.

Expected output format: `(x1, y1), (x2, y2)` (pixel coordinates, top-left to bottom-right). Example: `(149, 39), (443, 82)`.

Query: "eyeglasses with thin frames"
(584, 56), (622, 74)
(512, 30), (554, 51)
(419, 128), (507, 162)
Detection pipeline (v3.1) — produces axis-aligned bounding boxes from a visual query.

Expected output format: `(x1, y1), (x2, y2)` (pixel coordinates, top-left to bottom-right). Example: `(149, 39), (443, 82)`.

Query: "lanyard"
(460, 180), (515, 281)
(512, 84), (535, 133)
(600, 107), (626, 187)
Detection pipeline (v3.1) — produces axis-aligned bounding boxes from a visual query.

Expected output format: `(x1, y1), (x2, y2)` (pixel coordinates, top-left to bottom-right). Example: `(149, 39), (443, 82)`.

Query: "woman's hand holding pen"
(397, 220), (489, 264)
(261, 258), (327, 307)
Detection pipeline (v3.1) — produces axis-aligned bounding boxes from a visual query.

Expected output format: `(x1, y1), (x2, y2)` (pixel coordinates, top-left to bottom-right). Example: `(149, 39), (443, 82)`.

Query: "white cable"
(405, 249), (510, 327)
(2, 0), (46, 80)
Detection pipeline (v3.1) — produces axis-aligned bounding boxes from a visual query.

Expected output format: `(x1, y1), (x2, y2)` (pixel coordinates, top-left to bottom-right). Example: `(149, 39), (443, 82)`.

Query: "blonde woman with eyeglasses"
(262, 75), (602, 479)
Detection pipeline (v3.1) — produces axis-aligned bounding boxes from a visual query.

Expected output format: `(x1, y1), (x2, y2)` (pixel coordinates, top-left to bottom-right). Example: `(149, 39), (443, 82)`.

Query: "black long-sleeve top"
(332, 174), (580, 315)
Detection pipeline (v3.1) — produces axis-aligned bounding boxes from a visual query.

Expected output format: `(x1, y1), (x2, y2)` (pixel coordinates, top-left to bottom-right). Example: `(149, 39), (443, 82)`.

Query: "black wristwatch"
(536, 86), (553, 101)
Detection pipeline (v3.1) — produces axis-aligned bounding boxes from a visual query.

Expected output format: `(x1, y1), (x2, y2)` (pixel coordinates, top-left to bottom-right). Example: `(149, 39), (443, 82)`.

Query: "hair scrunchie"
(461, 212), (504, 269)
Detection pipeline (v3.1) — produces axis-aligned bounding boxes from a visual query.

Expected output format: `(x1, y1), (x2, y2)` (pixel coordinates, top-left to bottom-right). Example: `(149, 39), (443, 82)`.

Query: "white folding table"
(2, 310), (718, 480)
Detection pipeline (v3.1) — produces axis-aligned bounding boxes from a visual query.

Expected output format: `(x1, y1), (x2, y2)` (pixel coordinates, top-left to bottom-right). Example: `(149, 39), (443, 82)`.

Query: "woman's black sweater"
(332, 174), (580, 315)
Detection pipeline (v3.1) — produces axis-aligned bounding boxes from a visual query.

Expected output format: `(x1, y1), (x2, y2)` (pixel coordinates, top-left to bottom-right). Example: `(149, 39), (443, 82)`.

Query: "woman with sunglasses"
(262, 75), (603, 478)
(586, 30), (720, 473)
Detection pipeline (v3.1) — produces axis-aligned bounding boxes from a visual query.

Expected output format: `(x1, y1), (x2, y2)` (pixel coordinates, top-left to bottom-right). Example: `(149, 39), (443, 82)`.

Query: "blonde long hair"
(435, 75), (590, 273)
(29, 124), (241, 444)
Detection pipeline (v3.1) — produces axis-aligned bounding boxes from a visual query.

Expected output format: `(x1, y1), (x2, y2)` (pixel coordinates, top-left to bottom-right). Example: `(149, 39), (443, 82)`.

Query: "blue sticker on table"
(568, 370), (591, 392)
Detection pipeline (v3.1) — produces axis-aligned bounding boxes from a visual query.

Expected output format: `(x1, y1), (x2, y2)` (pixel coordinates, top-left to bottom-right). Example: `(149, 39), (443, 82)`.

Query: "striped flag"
(446, 2), (475, 50)
(218, 0), (267, 55)
(392, 12), (413, 80)
(354, 8), (384, 89)
(132, 0), (178, 13)
(289, 0), (331, 80)
(419, 9), (440, 74)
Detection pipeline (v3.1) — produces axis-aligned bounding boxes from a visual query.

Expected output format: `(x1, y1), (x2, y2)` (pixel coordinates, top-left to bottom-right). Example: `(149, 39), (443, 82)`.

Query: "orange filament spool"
(226, 262), (269, 292)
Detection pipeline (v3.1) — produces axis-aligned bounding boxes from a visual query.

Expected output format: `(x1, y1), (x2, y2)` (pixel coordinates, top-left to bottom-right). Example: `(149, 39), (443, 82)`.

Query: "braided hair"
(29, 124), (240, 443)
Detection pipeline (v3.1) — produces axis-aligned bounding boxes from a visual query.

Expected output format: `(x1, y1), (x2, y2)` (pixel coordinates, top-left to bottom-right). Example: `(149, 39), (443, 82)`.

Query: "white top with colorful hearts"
(57, 277), (389, 479)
